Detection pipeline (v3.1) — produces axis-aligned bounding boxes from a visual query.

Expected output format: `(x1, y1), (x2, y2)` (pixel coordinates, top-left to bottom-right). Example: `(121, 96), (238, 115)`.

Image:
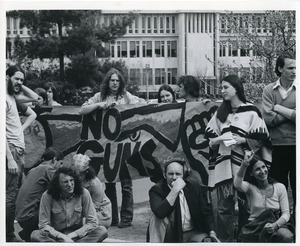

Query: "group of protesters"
(6, 51), (295, 242)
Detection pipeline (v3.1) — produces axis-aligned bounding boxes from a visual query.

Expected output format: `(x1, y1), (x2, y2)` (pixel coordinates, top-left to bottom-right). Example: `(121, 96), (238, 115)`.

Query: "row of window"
(220, 66), (263, 83)
(187, 13), (215, 34)
(128, 68), (177, 86)
(102, 15), (176, 35)
(110, 40), (177, 58)
(219, 14), (296, 34)
(219, 41), (250, 57)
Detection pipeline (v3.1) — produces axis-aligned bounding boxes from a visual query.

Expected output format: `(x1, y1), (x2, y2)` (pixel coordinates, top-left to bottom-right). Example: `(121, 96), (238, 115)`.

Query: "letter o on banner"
(103, 108), (121, 141)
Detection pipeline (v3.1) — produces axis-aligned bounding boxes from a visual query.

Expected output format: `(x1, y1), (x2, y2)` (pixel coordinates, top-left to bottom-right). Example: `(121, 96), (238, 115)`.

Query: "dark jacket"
(149, 170), (215, 242)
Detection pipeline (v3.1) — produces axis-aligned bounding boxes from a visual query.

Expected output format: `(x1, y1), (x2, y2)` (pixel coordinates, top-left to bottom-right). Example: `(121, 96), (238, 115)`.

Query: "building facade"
(6, 10), (295, 99)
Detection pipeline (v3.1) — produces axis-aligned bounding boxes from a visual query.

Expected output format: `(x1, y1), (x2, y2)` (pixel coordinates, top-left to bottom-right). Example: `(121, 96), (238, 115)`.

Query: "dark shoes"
(118, 221), (132, 228)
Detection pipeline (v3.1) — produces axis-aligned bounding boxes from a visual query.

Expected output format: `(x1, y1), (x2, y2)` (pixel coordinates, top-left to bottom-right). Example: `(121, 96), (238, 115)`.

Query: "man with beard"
(6, 66), (38, 242)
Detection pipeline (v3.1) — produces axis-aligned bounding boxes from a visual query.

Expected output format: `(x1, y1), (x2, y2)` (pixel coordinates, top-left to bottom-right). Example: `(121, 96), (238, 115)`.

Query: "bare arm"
(15, 85), (39, 103)
(79, 102), (107, 115)
(234, 151), (254, 192)
(6, 140), (19, 174)
(22, 107), (37, 131)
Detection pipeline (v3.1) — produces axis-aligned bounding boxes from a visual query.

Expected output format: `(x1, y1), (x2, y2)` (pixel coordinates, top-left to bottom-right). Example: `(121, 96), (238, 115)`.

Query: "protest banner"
(24, 102), (219, 184)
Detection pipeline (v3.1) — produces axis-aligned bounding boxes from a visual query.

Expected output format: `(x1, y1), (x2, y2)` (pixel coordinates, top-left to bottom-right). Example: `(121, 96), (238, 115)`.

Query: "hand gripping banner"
(23, 102), (218, 184)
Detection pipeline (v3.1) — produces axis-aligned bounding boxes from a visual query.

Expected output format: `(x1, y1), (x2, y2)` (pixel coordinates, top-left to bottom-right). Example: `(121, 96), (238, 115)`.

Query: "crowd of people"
(6, 51), (295, 243)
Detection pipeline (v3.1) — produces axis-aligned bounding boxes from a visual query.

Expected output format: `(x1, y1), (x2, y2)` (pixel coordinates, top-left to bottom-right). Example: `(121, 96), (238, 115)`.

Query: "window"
(117, 41), (127, 58)
(147, 16), (152, 33)
(13, 18), (17, 34)
(167, 41), (177, 57)
(172, 16), (176, 33)
(128, 23), (133, 33)
(7, 16), (10, 30)
(219, 43), (226, 57)
(155, 68), (166, 85)
(130, 41), (140, 58)
(142, 16), (146, 33)
(230, 42), (238, 57)
(240, 42), (250, 57)
(153, 17), (158, 33)
(134, 18), (138, 33)
(129, 69), (141, 85)
(160, 16), (164, 33)
(110, 43), (115, 57)
(166, 16), (170, 33)
(155, 41), (164, 57)
(143, 68), (153, 85)
(142, 41), (152, 57)
(167, 68), (177, 84)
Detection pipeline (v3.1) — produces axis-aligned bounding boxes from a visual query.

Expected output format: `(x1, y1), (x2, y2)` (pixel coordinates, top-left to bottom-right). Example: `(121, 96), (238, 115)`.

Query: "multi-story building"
(6, 10), (295, 99)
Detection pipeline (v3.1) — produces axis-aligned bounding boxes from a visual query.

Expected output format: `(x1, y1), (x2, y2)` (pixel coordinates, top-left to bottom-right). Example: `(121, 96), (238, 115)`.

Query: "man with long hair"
(31, 167), (107, 242)
(6, 65), (38, 242)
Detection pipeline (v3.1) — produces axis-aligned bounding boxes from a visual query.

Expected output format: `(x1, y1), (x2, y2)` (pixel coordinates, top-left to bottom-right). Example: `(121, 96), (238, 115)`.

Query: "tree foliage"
(7, 10), (136, 81)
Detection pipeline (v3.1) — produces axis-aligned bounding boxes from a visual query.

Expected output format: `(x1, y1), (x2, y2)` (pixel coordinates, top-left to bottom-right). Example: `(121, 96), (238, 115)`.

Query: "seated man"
(15, 147), (64, 242)
(31, 166), (107, 243)
(147, 157), (219, 243)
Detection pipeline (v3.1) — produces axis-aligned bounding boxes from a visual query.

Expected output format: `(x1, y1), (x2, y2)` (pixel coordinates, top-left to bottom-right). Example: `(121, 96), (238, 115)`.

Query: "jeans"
(105, 179), (133, 224)
(6, 144), (24, 241)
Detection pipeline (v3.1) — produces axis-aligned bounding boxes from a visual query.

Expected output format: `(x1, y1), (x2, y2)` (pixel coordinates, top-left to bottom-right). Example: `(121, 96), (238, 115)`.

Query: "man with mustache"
(6, 65), (38, 242)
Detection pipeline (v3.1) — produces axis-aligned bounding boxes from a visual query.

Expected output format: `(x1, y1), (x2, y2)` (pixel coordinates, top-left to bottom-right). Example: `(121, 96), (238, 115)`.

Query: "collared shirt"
(179, 190), (194, 232)
(273, 79), (296, 100)
(39, 188), (98, 239)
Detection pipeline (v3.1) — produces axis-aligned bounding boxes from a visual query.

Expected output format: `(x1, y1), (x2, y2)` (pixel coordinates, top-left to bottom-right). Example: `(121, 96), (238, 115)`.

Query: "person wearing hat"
(147, 157), (219, 243)
(73, 154), (112, 229)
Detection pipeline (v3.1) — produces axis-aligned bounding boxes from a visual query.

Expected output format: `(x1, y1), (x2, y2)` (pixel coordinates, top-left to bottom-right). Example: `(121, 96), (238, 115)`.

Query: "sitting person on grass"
(234, 151), (294, 242)
(31, 167), (107, 242)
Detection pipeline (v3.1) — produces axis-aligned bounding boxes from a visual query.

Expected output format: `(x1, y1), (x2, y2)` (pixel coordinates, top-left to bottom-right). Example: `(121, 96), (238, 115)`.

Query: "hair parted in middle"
(157, 84), (177, 103)
(100, 68), (127, 101)
(216, 74), (247, 123)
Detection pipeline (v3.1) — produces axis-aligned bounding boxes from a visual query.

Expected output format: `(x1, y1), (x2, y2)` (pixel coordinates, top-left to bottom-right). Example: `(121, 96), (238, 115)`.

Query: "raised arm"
(15, 85), (39, 103)
(234, 151), (253, 192)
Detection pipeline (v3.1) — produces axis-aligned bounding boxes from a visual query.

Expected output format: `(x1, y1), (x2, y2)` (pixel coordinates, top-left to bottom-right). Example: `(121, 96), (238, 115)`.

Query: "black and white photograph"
(1, 0), (298, 244)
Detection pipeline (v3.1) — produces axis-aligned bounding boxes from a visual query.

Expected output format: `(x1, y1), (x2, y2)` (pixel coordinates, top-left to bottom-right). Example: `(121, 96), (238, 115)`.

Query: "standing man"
(31, 167), (107, 242)
(148, 158), (219, 242)
(261, 52), (296, 218)
(6, 66), (38, 242)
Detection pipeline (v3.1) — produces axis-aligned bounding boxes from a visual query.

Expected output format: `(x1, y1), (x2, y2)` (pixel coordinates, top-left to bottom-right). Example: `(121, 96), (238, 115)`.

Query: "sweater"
(261, 80), (296, 145)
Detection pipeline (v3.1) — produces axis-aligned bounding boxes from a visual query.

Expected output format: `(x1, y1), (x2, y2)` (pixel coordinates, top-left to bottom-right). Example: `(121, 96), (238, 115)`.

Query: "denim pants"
(6, 144), (25, 241)
(105, 179), (133, 224)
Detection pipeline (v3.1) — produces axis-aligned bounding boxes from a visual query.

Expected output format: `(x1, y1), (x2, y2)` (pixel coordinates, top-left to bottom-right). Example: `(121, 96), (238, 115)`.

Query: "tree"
(206, 10), (295, 102)
(7, 10), (136, 82)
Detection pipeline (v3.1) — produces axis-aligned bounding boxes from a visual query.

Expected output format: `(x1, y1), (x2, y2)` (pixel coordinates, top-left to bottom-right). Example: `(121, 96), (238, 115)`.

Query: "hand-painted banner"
(24, 102), (219, 184)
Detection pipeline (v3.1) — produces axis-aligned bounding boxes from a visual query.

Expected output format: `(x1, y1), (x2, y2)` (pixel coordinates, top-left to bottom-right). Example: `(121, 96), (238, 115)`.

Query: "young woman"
(73, 154), (112, 229)
(234, 152), (293, 242)
(79, 68), (140, 228)
(204, 75), (271, 242)
(44, 82), (62, 106)
(157, 85), (176, 103)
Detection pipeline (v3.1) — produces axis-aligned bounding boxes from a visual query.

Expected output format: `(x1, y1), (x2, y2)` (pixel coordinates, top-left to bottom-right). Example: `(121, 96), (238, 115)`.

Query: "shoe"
(7, 237), (24, 242)
(118, 221), (132, 228)
(111, 221), (119, 226)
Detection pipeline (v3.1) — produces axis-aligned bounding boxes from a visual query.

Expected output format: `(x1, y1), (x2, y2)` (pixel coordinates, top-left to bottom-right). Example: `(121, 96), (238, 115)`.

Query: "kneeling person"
(31, 167), (107, 243)
(148, 158), (219, 242)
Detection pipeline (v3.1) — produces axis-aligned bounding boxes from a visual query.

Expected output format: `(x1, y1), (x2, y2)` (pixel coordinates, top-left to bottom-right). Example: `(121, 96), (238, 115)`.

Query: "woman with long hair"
(44, 82), (62, 106)
(234, 152), (293, 242)
(204, 75), (271, 242)
(157, 84), (177, 103)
